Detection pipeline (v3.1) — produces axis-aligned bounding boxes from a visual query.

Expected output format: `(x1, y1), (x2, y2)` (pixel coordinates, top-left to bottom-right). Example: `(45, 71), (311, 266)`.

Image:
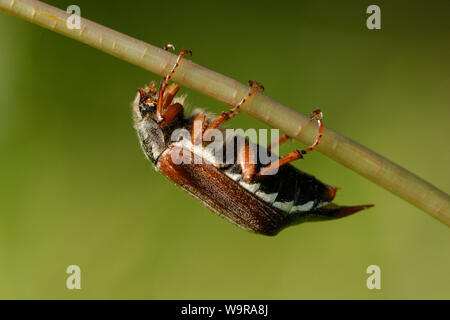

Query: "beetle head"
(132, 81), (166, 163)
(132, 81), (160, 122)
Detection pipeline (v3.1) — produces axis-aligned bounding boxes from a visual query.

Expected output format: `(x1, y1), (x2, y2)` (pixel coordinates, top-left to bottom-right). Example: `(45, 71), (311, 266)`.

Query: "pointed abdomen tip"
(338, 204), (374, 217)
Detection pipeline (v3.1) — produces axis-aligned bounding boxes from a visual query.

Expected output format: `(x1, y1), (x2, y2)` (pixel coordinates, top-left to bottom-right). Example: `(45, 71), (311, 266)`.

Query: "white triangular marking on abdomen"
(273, 200), (294, 213)
(291, 200), (315, 213)
(225, 172), (242, 182)
(255, 191), (278, 204)
(239, 181), (260, 193)
(316, 201), (329, 209)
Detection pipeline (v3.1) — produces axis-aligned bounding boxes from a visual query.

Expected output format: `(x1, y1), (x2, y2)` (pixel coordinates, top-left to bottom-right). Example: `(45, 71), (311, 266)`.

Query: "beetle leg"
(301, 109), (323, 154)
(158, 84), (183, 127)
(191, 113), (207, 145)
(158, 103), (183, 127)
(204, 80), (264, 133)
(255, 149), (304, 178)
(162, 83), (180, 110)
(267, 134), (290, 152)
(156, 45), (192, 122)
(253, 109), (323, 179)
(237, 140), (258, 183)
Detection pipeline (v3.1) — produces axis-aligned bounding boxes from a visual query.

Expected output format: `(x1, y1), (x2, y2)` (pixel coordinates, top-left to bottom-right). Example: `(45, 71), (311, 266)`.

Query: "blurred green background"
(0, 0), (449, 299)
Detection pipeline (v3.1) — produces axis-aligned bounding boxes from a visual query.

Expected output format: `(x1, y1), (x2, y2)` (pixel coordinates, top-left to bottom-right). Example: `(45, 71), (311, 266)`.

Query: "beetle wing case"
(157, 146), (370, 236)
(157, 146), (291, 235)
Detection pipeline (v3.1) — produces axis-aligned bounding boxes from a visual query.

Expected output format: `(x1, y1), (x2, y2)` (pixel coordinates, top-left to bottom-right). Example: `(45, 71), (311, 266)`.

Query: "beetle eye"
(140, 102), (156, 117)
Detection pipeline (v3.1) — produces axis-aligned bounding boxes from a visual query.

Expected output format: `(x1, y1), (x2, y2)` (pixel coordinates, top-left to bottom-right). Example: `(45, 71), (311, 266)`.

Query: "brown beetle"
(132, 45), (372, 236)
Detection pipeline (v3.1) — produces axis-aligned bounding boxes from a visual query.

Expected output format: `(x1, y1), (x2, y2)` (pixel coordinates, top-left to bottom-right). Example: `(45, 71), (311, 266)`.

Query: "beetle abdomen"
(157, 145), (371, 235)
(222, 162), (336, 217)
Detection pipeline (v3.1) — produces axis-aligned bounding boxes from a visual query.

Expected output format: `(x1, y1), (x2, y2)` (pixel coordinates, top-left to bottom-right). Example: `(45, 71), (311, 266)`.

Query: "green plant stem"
(1, 0), (449, 226)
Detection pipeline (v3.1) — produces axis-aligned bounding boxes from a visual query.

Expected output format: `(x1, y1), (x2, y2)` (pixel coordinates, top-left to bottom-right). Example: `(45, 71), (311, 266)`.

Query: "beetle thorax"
(134, 119), (166, 164)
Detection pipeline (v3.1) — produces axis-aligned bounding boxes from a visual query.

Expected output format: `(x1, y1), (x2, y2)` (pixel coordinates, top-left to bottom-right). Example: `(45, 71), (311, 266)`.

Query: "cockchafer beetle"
(132, 45), (372, 236)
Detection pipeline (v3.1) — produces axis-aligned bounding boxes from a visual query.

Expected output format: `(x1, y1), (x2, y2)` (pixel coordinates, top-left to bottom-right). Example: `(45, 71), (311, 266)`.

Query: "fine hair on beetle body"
(132, 44), (373, 236)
